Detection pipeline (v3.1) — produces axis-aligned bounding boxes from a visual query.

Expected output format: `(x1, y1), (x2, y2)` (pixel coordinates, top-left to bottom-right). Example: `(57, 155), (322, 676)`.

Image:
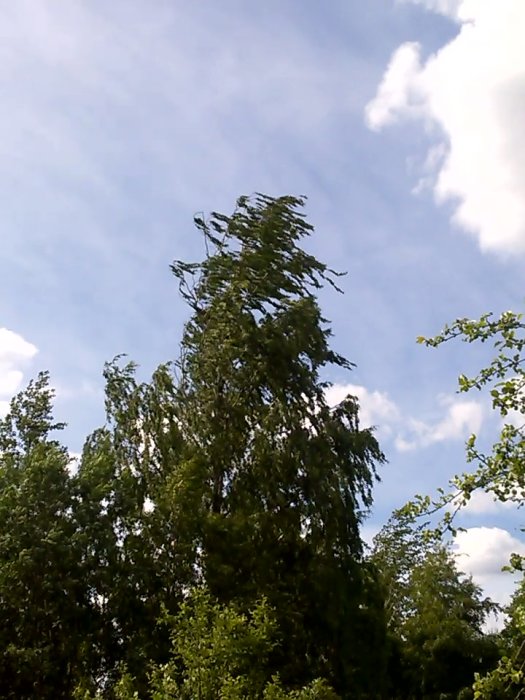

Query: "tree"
(78, 589), (339, 700)
(76, 193), (388, 696)
(0, 194), (389, 697)
(0, 373), (90, 698)
(371, 511), (500, 699)
(166, 194), (387, 696)
(412, 311), (525, 697)
(414, 311), (525, 534)
(70, 361), (192, 694)
(468, 574), (525, 699)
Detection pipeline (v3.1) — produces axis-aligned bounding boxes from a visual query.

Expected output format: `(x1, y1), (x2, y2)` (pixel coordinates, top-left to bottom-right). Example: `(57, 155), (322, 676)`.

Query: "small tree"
(78, 589), (339, 700)
(371, 511), (499, 698)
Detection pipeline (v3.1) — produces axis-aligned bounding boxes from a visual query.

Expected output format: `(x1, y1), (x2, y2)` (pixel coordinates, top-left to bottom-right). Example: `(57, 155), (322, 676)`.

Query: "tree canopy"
(0, 194), (514, 699)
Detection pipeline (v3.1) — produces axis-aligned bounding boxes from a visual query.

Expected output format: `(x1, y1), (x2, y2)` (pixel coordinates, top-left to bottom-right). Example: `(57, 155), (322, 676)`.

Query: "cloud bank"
(367, 0), (525, 254)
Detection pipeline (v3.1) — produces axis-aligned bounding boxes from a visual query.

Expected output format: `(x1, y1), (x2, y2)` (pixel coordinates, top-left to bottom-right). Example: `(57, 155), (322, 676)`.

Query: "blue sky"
(1, 0), (524, 613)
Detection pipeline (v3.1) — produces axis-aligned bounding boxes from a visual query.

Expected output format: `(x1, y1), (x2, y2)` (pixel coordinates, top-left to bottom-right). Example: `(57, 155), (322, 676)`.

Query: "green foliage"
(162, 589), (276, 699)
(167, 194), (387, 695)
(370, 509), (440, 630)
(80, 589), (339, 700)
(0, 195), (388, 697)
(8, 197), (524, 699)
(73, 194), (388, 695)
(71, 360), (193, 693)
(415, 311), (525, 526)
(414, 310), (525, 697)
(0, 374), (88, 698)
(472, 653), (524, 699)
(471, 577), (525, 699)
(371, 511), (500, 698)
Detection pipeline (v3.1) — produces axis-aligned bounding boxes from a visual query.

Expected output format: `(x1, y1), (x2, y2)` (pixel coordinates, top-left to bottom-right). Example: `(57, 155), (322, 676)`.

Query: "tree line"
(0, 194), (523, 698)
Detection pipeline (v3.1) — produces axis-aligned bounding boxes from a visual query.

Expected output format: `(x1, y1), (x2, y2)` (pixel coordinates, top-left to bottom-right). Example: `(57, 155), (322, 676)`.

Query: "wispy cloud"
(0, 1), (384, 441)
(0, 1), (381, 381)
(0, 0), (368, 236)
(367, 0), (525, 254)
(397, 0), (463, 20)
(395, 395), (483, 451)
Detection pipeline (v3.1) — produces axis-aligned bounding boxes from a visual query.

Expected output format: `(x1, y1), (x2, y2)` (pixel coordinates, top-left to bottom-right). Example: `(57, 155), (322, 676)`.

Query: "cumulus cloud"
(367, 0), (525, 254)
(0, 328), (38, 416)
(325, 383), (399, 434)
(454, 527), (525, 610)
(395, 395), (483, 451)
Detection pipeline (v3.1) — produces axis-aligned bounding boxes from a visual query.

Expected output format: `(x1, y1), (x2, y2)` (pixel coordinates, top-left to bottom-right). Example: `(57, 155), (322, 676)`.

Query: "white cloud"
(326, 384), (483, 451)
(0, 328), (38, 415)
(454, 527), (525, 610)
(361, 523), (381, 548)
(365, 43), (425, 131)
(395, 395), (483, 451)
(67, 451), (81, 475)
(325, 383), (399, 433)
(367, 0), (525, 254)
(458, 489), (516, 516)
